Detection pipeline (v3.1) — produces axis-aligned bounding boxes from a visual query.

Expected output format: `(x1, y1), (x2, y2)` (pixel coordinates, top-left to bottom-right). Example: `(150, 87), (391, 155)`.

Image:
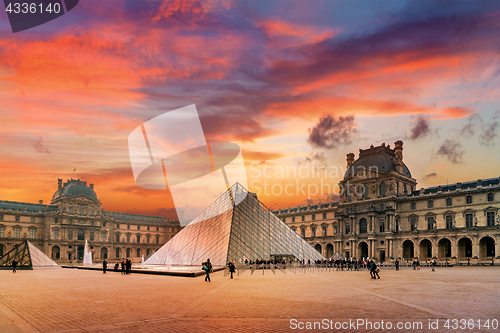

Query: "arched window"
(311, 226), (316, 237)
(301, 228), (306, 238)
(136, 235), (141, 243)
(362, 185), (369, 199)
(115, 233), (120, 242)
(323, 212), (327, 219)
(380, 182), (387, 197)
(126, 248), (132, 257)
(115, 248), (121, 258)
(51, 246), (60, 259)
(77, 229), (84, 240)
(359, 218), (367, 234)
(136, 248), (141, 257)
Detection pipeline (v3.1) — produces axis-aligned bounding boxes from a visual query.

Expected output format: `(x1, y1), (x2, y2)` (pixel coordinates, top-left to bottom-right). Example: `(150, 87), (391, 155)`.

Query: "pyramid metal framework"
(0, 240), (60, 270)
(145, 183), (325, 267)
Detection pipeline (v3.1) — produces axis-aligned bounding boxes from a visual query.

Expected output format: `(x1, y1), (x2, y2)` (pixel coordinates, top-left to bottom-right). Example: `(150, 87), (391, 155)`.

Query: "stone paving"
(0, 266), (499, 332)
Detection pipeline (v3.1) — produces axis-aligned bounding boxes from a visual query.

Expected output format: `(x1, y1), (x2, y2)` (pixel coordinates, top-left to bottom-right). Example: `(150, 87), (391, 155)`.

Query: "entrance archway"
(51, 246), (60, 259)
(315, 244), (322, 255)
(101, 247), (108, 259)
(479, 237), (495, 258)
(358, 241), (368, 259)
(326, 243), (334, 258)
(458, 238), (472, 259)
(77, 246), (84, 260)
(402, 240), (414, 259)
(419, 239), (432, 259)
(438, 238), (452, 259)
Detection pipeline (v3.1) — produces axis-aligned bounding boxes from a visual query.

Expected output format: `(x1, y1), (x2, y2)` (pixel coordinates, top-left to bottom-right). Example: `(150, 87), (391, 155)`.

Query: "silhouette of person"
(202, 259), (212, 282)
(12, 259), (18, 273)
(103, 260), (107, 274)
(228, 259), (236, 279)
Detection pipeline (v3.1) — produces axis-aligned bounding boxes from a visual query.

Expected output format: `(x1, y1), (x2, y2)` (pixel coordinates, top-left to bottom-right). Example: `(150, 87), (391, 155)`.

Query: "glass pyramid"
(145, 183), (325, 267)
(0, 240), (60, 270)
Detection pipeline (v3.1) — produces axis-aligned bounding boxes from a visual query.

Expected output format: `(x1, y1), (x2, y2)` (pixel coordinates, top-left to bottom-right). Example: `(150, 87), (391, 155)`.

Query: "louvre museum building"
(0, 179), (181, 263)
(274, 141), (500, 265)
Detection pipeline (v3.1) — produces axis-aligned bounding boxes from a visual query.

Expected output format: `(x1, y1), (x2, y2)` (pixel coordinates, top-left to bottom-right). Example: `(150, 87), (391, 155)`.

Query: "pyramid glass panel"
(145, 183), (324, 267)
(0, 240), (59, 270)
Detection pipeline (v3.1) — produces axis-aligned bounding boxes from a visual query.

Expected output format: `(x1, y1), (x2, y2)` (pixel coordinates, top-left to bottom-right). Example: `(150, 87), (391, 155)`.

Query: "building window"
(301, 228), (306, 238)
(136, 248), (141, 257)
(29, 229), (35, 239)
(0, 215), (3, 221)
(345, 222), (350, 235)
(302, 215), (305, 222)
(55, 218), (59, 224)
(91, 220), (94, 226)
(311, 226), (316, 237)
(156, 227), (159, 231)
(137, 225), (140, 230)
(446, 198), (452, 206)
(103, 222), (106, 227)
(54, 229), (59, 240)
(126, 234), (131, 243)
(79, 206), (84, 215)
(410, 218), (417, 231)
(312, 214), (315, 221)
(487, 212), (495, 227)
(78, 229), (84, 240)
(487, 193), (494, 202)
(427, 216), (435, 230)
(147, 226), (150, 231)
(146, 235), (151, 243)
(362, 185), (369, 199)
(380, 182), (387, 196)
(116, 224), (120, 229)
(379, 219), (385, 233)
(68, 230), (73, 240)
(0, 227), (3, 237)
(323, 212), (327, 219)
(30, 217), (35, 223)
(292, 216), (295, 223)
(101, 232), (106, 242)
(15, 216), (20, 222)
(445, 215), (453, 229)
(322, 226), (327, 236)
(411, 202), (416, 210)
(14, 228), (20, 238)
(404, 185), (407, 195)
(465, 213), (473, 228)
(90, 231), (94, 241)
(68, 206), (73, 214)
(427, 200), (433, 208)
(466, 195), (472, 204)
(136, 235), (141, 243)
(69, 219), (73, 224)
(359, 218), (367, 234)
(115, 233), (120, 242)
(127, 225), (130, 230)
(155, 236), (159, 244)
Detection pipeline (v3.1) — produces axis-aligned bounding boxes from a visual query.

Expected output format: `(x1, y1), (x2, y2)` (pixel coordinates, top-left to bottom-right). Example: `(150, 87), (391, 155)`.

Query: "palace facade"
(274, 141), (500, 264)
(0, 179), (182, 263)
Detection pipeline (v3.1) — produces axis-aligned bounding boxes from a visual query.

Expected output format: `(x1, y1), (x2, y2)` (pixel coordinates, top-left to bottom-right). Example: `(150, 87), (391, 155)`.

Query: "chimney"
(58, 178), (63, 189)
(346, 153), (355, 168)
(89, 183), (94, 189)
(394, 140), (403, 174)
(39, 200), (43, 204)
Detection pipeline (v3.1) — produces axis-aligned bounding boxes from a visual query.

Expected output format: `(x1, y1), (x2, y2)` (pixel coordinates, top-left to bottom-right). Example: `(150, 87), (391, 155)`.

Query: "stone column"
(369, 215), (373, 233)
(414, 238), (420, 259)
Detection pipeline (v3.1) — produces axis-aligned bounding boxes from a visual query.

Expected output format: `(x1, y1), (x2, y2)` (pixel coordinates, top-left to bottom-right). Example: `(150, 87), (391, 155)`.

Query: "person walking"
(395, 259), (399, 271)
(228, 259), (236, 279)
(126, 259), (132, 274)
(202, 259), (213, 282)
(369, 260), (375, 279)
(416, 259), (420, 270)
(431, 259), (436, 272)
(12, 259), (18, 273)
(121, 260), (125, 274)
(103, 260), (107, 274)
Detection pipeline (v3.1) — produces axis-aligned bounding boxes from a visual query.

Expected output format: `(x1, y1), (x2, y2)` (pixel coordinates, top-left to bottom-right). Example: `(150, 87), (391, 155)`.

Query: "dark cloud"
(461, 113), (498, 146)
(409, 116), (432, 140)
(307, 114), (358, 149)
(296, 151), (327, 166)
(32, 137), (51, 154)
(436, 139), (464, 164)
(424, 172), (438, 179)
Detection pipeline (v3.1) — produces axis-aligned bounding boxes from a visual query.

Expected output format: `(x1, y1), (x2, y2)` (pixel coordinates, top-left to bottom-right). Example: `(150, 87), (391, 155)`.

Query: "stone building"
(0, 179), (181, 263)
(274, 141), (500, 265)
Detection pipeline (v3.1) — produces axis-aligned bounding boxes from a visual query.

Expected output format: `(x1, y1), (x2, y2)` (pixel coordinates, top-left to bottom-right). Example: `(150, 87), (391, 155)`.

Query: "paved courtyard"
(1, 266), (499, 332)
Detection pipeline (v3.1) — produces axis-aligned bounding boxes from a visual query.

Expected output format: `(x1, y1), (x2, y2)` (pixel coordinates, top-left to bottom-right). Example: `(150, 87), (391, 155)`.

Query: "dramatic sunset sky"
(1, 0), (499, 222)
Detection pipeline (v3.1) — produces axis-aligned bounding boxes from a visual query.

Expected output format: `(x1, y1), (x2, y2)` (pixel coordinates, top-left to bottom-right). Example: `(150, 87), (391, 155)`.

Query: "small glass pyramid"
(0, 240), (60, 270)
(146, 183), (325, 267)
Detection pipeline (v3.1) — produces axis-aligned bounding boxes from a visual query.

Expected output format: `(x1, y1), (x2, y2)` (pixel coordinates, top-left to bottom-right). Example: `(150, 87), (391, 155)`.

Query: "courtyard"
(1, 266), (499, 332)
